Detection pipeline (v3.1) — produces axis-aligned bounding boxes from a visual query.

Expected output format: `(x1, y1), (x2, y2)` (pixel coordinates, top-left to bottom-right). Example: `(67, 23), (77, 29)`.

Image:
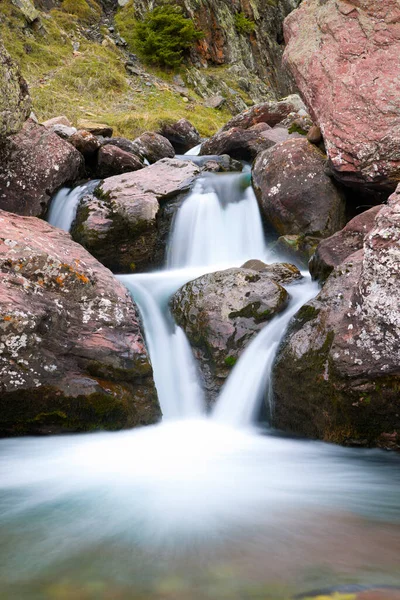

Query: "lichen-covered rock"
(241, 260), (302, 284)
(272, 184), (400, 449)
(310, 205), (382, 282)
(253, 138), (346, 256)
(283, 0), (400, 190)
(77, 120), (113, 137)
(0, 210), (159, 436)
(159, 118), (201, 154)
(131, 131), (175, 164)
(0, 39), (31, 138)
(69, 130), (101, 158)
(0, 120), (84, 217)
(71, 158), (200, 272)
(171, 267), (289, 401)
(11, 0), (39, 22)
(221, 95), (306, 132)
(200, 126), (276, 161)
(96, 145), (144, 178)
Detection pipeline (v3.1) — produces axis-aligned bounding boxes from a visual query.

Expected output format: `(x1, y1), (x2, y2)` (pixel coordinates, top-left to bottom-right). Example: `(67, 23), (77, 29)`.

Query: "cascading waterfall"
(0, 160), (399, 597)
(47, 179), (99, 231)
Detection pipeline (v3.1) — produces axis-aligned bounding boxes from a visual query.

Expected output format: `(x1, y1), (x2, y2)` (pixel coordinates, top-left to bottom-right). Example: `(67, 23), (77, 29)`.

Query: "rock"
(11, 0), (39, 22)
(51, 124), (78, 139)
(241, 260), (302, 284)
(131, 132), (175, 164)
(261, 125), (303, 145)
(205, 95), (225, 109)
(96, 145), (144, 178)
(69, 130), (101, 158)
(272, 184), (400, 449)
(253, 138), (346, 249)
(77, 120), (113, 137)
(71, 158), (200, 272)
(272, 234), (322, 267)
(307, 125), (322, 145)
(100, 136), (143, 160)
(0, 39), (31, 138)
(42, 116), (72, 129)
(0, 120), (84, 217)
(177, 153), (243, 172)
(0, 210), (159, 436)
(283, 0), (400, 191)
(200, 127), (276, 161)
(310, 206), (382, 282)
(171, 267), (289, 400)
(159, 118), (201, 154)
(221, 95), (307, 132)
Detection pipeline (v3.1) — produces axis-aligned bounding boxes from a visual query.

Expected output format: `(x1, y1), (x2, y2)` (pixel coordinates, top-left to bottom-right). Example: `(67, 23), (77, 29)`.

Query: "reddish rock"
(200, 126), (276, 161)
(96, 145), (144, 178)
(42, 115), (72, 129)
(132, 131), (175, 164)
(71, 158), (201, 273)
(220, 94), (307, 131)
(310, 205), (382, 281)
(307, 125), (322, 145)
(69, 129), (101, 158)
(253, 138), (346, 240)
(0, 210), (159, 435)
(77, 120), (113, 137)
(272, 184), (400, 449)
(283, 0), (400, 190)
(0, 120), (84, 217)
(159, 118), (201, 154)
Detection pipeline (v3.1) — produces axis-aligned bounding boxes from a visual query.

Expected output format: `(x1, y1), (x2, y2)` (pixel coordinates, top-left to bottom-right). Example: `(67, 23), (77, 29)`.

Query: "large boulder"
(310, 205), (382, 282)
(131, 132), (175, 164)
(71, 158), (200, 273)
(200, 126), (276, 161)
(220, 95), (307, 132)
(272, 184), (400, 450)
(171, 266), (297, 400)
(253, 138), (346, 259)
(159, 118), (201, 154)
(283, 0), (400, 191)
(0, 120), (84, 217)
(0, 210), (159, 436)
(0, 39), (31, 138)
(96, 145), (144, 178)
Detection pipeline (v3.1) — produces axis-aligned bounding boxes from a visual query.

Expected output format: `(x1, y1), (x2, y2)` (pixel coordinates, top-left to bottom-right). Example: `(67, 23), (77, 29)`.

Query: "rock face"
(272, 185), (400, 449)
(0, 39), (31, 138)
(0, 210), (159, 435)
(283, 0), (400, 190)
(171, 266), (293, 400)
(159, 118), (201, 154)
(310, 205), (382, 282)
(132, 132), (175, 164)
(253, 138), (346, 257)
(0, 120), (84, 217)
(71, 158), (200, 272)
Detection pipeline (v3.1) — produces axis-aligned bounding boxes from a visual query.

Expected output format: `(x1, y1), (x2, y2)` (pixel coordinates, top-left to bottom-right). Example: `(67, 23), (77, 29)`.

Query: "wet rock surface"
(283, 0), (400, 191)
(0, 120), (84, 217)
(71, 158), (200, 273)
(272, 184), (400, 449)
(0, 210), (159, 435)
(253, 138), (346, 260)
(171, 267), (290, 401)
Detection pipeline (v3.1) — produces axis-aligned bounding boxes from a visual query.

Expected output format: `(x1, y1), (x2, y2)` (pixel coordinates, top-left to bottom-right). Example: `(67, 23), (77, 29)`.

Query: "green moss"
(61, 0), (102, 24)
(224, 355), (237, 367)
(288, 122), (307, 136)
(234, 12), (256, 35)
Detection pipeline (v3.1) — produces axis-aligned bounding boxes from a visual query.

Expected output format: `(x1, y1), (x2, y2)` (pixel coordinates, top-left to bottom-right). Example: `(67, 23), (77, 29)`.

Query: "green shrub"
(132, 2), (203, 68)
(234, 12), (255, 35)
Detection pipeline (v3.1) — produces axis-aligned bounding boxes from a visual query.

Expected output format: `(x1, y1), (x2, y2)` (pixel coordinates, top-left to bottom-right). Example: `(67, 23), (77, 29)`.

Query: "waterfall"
(47, 180), (99, 232)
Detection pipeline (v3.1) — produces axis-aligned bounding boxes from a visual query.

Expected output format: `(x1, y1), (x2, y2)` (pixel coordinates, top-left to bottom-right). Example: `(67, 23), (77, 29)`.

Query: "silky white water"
(1, 166), (400, 596)
(47, 180), (99, 231)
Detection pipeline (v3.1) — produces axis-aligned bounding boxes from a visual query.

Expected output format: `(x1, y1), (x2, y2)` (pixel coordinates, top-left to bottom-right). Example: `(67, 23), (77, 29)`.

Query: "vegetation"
(234, 12), (256, 36)
(61, 0), (102, 24)
(132, 3), (203, 68)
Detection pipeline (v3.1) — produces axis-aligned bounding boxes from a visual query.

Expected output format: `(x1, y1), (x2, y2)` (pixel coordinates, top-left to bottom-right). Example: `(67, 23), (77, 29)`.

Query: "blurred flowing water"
(1, 166), (399, 599)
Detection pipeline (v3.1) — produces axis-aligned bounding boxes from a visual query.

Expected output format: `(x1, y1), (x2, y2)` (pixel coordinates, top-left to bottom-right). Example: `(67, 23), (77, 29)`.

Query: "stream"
(0, 158), (399, 599)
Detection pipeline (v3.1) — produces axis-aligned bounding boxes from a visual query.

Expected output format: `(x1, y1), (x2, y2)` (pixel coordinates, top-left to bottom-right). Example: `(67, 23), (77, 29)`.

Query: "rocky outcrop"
(132, 132), (175, 164)
(0, 210), (159, 436)
(171, 266), (296, 400)
(71, 158), (200, 272)
(272, 184), (400, 450)
(253, 139), (346, 260)
(0, 120), (84, 217)
(283, 0), (400, 191)
(310, 205), (382, 282)
(0, 39), (31, 138)
(159, 118), (201, 154)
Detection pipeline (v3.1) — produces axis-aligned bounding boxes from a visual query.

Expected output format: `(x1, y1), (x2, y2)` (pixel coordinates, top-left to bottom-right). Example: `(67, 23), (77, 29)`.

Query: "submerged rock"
(0, 119), (84, 217)
(272, 184), (400, 449)
(283, 0), (400, 191)
(253, 138), (346, 260)
(71, 158), (200, 272)
(171, 267), (291, 401)
(0, 210), (159, 435)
